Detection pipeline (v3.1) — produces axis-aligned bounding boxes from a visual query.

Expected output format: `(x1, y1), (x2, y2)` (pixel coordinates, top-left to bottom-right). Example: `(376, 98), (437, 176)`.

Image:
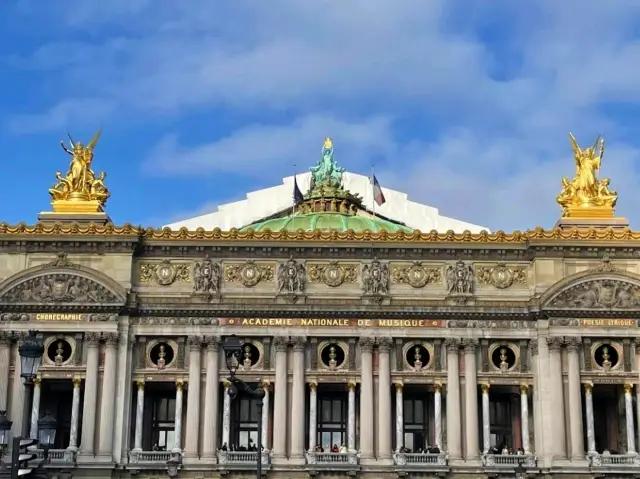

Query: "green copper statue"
(310, 137), (345, 188)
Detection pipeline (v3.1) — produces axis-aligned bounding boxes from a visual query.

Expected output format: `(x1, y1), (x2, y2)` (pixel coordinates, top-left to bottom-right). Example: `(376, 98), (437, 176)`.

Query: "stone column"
(636, 341), (640, 451)
(172, 380), (184, 453)
(0, 333), (11, 411)
(481, 383), (490, 454)
(359, 338), (375, 458)
(308, 382), (317, 451)
(566, 338), (584, 459)
(395, 383), (404, 452)
(67, 378), (82, 451)
(445, 339), (461, 459)
(132, 381), (145, 451)
(80, 333), (100, 455)
(584, 383), (596, 454)
(463, 340), (479, 460)
(202, 337), (220, 460)
(261, 380), (270, 450)
(290, 337), (307, 458)
(546, 337), (567, 458)
(520, 384), (531, 454)
(29, 377), (41, 440)
(272, 337), (288, 458)
(434, 384), (443, 450)
(98, 333), (119, 457)
(184, 337), (202, 459)
(378, 338), (393, 459)
(222, 381), (231, 448)
(347, 381), (356, 452)
(624, 383), (636, 454)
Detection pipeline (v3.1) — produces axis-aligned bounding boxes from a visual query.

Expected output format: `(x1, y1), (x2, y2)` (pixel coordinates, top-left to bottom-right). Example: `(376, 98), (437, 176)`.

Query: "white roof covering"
(165, 171), (489, 233)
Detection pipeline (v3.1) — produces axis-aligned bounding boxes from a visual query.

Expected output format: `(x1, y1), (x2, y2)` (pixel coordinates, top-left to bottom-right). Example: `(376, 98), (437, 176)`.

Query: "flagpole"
(371, 164), (375, 218)
(292, 164), (296, 231)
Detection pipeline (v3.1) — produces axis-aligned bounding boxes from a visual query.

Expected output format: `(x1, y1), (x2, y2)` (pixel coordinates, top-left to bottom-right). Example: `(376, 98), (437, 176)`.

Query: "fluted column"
(0, 333), (11, 411)
(378, 337), (392, 459)
(308, 382), (317, 451)
(481, 384), (490, 454)
(359, 338), (375, 458)
(546, 337), (567, 458)
(29, 377), (41, 440)
(261, 380), (271, 450)
(172, 380), (184, 453)
(624, 383), (636, 454)
(434, 384), (443, 450)
(67, 378), (82, 451)
(347, 381), (356, 452)
(184, 337), (202, 458)
(584, 383), (596, 454)
(202, 337), (220, 460)
(221, 381), (231, 448)
(445, 339), (461, 459)
(290, 336), (307, 458)
(520, 384), (531, 454)
(98, 333), (119, 457)
(80, 333), (100, 455)
(566, 338), (584, 459)
(132, 381), (145, 451)
(395, 383), (404, 452)
(272, 337), (288, 458)
(463, 340), (479, 460)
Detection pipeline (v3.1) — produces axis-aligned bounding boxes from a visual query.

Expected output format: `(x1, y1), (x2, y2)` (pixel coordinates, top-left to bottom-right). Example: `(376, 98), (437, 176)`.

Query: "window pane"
(166, 431), (175, 448)
(404, 432), (414, 451)
(321, 400), (331, 422)
(415, 401), (424, 423)
(240, 399), (250, 421)
(332, 400), (341, 422)
(404, 401), (414, 423)
(321, 432), (331, 449)
(250, 400), (260, 422)
(168, 398), (175, 419)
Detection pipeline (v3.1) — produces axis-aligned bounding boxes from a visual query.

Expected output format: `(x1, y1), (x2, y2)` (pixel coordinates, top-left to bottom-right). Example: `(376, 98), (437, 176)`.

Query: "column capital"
(0, 331), (12, 345)
(359, 337), (375, 353)
(583, 382), (593, 393)
(273, 336), (289, 352)
(187, 335), (203, 351)
(377, 337), (393, 352)
(223, 379), (231, 389)
(520, 384), (529, 394)
(261, 379), (271, 390)
(546, 336), (564, 351)
(102, 332), (119, 346)
(624, 383), (634, 394)
(204, 336), (221, 351)
(634, 338), (640, 353)
(462, 339), (478, 353)
(34, 376), (41, 387)
(481, 383), (490, 394)
(309, 382), (318, 391)
(348, 381), (356, 391)
(136, 380), (145, 391)
(444, 338), (460, 352)
(565, 336), (582, 352)
(176, 380), (185, 392)
(529, 339), (539, 356)
(434, 383), (443, 393)
(395, 383), (403, 392)
(73, 377), (82, 388)
(85, 332), (101, 346)
(291, 336), (307, 351)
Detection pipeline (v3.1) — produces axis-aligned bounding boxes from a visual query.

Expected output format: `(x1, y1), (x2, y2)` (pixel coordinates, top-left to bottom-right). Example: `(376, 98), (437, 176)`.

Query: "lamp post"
(37, 414), (57, 463)
(222, 335), (265, 479)
(18, 331), (44, 438)
(514, 457), (527, 479)
(0, 411), (11, 458)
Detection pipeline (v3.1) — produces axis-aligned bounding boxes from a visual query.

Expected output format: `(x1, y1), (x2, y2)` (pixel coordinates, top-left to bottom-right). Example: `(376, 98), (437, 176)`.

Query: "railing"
(305, 451), (359, 466)
(217, 450), (271, 467)
(128, 450), (176, 464)
(393, 452), (448, 466)
(34, 449), (76, 465)
(588, 453), (640, 467)
(482, 454), (537, 468)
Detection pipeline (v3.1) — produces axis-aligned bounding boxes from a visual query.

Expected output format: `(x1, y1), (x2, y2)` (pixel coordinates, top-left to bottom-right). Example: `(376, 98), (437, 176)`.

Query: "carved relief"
(0, 274), (119, 304)
(445, 261), (474, 295)
(308, 262), (358, 287)
(277, 256), (306, 294)
(362, 259), (389, 295)
(132, 317), (218, 326)
(447, 319), (535, 329)
(476, 263), (527, 289)
(549, 279), (640, 309)
(392, 262), (442, 288)
(224, 261), (274, 287)
(193, 259), (221, 294)
(140, 260), (191, 286)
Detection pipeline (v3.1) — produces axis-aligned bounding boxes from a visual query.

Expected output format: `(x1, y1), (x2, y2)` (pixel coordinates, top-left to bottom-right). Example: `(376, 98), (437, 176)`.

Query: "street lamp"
(18, 331), (44, 438)
(514, 457), (527, 479)
(222, 335), (266, 479)
(0, 411), (12, 457)
(37, 414), (57, 461)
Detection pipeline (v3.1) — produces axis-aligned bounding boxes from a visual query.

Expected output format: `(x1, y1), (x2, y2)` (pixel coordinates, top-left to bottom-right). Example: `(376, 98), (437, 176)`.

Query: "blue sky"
(2, 0), (640, 231)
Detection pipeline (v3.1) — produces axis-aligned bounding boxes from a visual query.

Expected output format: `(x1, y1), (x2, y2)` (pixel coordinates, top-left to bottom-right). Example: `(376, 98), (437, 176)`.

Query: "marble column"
(261, 380), (271, 450)
(132, 381), (145, 451)
(98, 333), (119, 457)
(308, 382), (317, 451)
(272, 337), (288, 458)
(445, 339), (462, 459)
(172, 380), (184, 453)
(520, 385), (531, 454)
(624, 383), (636, 454)
(67, 378), (82, 451)
(359, 338), (375, 458)
(80, 333), (100, 455)
(9, 336), (25, 439)
(463, 340), (479, 460)
(395, 383), (404, 452)
(546, 337), (567, 458)
(0, 333), (11, 411)
(434, 384), (443, 450)
(636, 341), (640, 451)
(347, 381), (356, 452)
(481, 384), (490, 454)
(184, 337), (202, 458)
(29, 377), (41, 440)
(290, 337), (307, 458)
(566, 338), (584, 459)
(378, 338), (393, 459)
(202, 337), (220, 459)
(221, 381), (231, 448)
(584, 383), (596, 454)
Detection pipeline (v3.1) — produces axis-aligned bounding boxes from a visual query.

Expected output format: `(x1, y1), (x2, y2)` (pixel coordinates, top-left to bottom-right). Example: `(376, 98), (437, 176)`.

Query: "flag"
(371, 174), (386, 206)
(293, 176), (304, 205)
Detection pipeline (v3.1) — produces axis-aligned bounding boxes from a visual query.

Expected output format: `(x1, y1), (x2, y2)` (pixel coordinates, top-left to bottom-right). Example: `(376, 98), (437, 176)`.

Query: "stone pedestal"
(554, 216), (629, 230)
(38, 211), (111, 225)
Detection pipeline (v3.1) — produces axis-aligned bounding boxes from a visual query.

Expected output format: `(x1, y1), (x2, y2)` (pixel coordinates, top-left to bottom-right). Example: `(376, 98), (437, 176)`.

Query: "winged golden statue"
(556, 133), (617, 217)
(49, 128), (110, 212)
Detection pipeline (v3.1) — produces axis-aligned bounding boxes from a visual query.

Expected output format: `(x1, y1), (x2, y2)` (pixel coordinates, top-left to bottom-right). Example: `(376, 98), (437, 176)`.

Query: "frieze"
(140, 260), (191, 286)
(0, 274), (119, 304)
(476, 263), (527, 289)
(131, 317), (219, 326)
(0, 313), (117, 322)
(548, 279), (640, 309)
(549, 318), (638, 328)
(391, 262), (442, 288)
(447, 319), (536, 329)
(219, 317), (445, 328)
(308, 262), (358, 287)
(224, 261), (274, 287)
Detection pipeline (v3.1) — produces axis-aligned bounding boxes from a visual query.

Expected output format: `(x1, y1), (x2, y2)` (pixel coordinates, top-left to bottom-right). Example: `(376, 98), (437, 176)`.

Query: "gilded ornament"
(476, 263), (527, 289)
(392, 262), (442, 288)
(140, 260), (191, 286)
(49, 129), (111, 213)
(362, 258), (389, 295)
(224, 261), (274, 287)
(548, 279), (640, 309)
(308, 261), (358, 287)
(557, 133), (617, 218)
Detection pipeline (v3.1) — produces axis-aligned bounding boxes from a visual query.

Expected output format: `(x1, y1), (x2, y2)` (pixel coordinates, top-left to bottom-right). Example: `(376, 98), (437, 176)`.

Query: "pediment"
(544, 277), (640, 310)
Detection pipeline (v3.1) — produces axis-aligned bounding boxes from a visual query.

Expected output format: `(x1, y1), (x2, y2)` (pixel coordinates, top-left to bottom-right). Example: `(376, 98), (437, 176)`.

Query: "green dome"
(241, 212), (413, 233)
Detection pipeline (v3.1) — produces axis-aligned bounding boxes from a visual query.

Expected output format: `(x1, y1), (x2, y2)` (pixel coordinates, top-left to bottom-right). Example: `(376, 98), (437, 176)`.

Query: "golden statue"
(557, 133), (617, 218)
(49, 129), (110, 213)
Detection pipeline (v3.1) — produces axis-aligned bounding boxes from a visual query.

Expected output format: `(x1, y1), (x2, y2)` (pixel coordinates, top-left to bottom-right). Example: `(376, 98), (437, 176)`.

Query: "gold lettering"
(357, 319), (371, 327)
(35, 313), (84, 321)
(581, 319), (637, 328)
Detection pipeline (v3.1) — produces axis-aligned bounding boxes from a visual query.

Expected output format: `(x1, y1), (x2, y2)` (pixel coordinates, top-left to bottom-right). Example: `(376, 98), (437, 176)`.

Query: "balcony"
(393, 452), (449, 476)
(35, 449), (76, 466)
(588, 453), (640, 472)
(305, 451), (359, 476)
(217, 450), (271, 473)
(482, 454), (537, 471)
(128, 450), (180, 467)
